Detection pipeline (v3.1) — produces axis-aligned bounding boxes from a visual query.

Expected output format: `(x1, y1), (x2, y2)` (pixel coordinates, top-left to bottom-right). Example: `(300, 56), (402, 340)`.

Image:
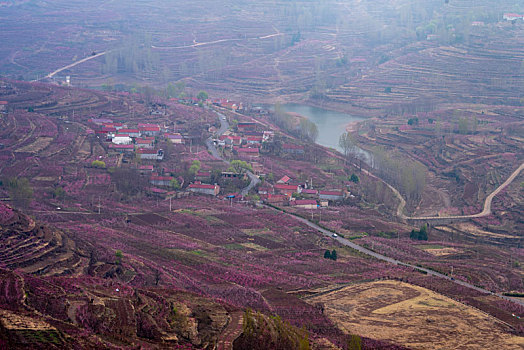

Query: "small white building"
(112, 135), (132, 145)
(188, 183), (220, 196)
(503, 13), (524, 21)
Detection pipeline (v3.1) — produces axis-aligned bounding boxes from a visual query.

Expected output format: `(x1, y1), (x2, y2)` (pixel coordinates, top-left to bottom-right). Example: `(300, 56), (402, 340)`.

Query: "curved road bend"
(404, 162), (524, 221)
(269, 206), (524, 308)
(206, 113), (522, 306)
(33, 51), (109, 81)
(356, 160), (524, 223)
(205, 110), (260, 196)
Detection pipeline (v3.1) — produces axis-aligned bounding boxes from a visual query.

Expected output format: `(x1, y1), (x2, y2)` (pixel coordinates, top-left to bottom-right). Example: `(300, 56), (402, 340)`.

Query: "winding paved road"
(205, 110), (260, 196)
(403, 162), (524, 222)
(267, 205), (524, 308)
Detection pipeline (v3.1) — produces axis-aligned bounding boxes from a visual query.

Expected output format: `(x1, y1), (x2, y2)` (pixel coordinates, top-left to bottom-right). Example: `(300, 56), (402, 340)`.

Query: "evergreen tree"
(348, 334), (362, 350)
(324, 250), (331, 259)
(331, 249), (337, 261)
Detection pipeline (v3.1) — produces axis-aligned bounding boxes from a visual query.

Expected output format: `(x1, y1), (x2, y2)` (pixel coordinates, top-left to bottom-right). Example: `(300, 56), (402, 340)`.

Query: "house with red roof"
(301, 189), (318, 197)
(503, 13), (524, 21)
(274, 183), (300, 196)
(225, 135), (242, 146)
(139, 125), (161, 137)
(246, 136), (263, 144)
(139, 165), (154, 174)
(277, 175), (291, 184)
(237, 122), (256, 133)
(118, 128), (140, 137)
(188, 183), (220, 196)
(290, 199), (318, 209)
(264, 193), (289, 205)
(135, 138), (154, 149)
(103, 123), (125, 130)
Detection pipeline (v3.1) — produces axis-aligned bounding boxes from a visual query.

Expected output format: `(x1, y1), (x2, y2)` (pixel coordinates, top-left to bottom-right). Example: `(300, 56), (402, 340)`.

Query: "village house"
(221, 172), (246, 180)
(0, 101), (7, 111)
(97, 126), (117, 139)
(118, 128), (140, 138)
(188, 183), (220, 196)
(139, 165), (154, 174)
(503, 13), (524, 21)
(226, 135), (243, 146)
(274, 183), (300, 196)
(135, 138), (155, 149)
(246, 135), (263, 144)
(89, 118), (113, 125)
(277, 175), (291, 184)
(137, 148), (164, 160)
(112, 134), (132, 145)
(139, 124), (161, 137)
(166, 133), (184, 144)
(290, 199), (318, 210)
(319, 190), (345, 201)
(195, 171), (212, 182)
(257, 183), (274, 195)
(149, 187), (175, 199)
(150, 176), (174, 187)
(216, 138), (226, 147)
(108, 144), (134, 153)
(235, 147), (259, 158)
(250, 162), (265, 176)
(282, 144), (305, 155)
(264, 193), (288, 205)
(103, 122), (125, 130)
(262, 131), (274, 142)
(301, 189), (318, 197)
(237, 122), (256, 133)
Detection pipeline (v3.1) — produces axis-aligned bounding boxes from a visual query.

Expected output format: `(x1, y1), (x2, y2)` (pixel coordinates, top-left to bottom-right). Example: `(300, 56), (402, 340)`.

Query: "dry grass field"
(308, 280), (524, 350)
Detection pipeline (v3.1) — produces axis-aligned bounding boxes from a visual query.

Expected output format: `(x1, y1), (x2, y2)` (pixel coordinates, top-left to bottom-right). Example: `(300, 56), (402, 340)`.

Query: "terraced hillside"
(2, 0), (522, 111)
(0, 203), (86, 276)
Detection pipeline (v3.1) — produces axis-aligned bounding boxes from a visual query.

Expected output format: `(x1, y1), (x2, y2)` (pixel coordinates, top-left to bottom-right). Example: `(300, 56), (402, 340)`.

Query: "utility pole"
(98, 195), (101, 214)
(169, 197), (172, 211)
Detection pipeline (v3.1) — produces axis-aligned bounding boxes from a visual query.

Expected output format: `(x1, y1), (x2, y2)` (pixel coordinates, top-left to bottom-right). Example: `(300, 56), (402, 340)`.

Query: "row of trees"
(2, 178), (33, 208)
(323, 249), (337, 261)
(271, 104), (318, 142)
(371, 146), (426, 202)
(338, 131), (427, 203)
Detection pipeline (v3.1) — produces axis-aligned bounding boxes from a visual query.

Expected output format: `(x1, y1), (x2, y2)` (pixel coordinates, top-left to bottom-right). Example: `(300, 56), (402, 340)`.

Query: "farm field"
(308, 280), (524, 350)
(0, 1), (524, 347)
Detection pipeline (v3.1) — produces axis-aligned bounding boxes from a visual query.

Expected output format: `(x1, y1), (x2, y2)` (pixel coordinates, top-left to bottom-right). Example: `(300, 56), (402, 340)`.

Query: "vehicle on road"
(332, 233), (338, 238)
